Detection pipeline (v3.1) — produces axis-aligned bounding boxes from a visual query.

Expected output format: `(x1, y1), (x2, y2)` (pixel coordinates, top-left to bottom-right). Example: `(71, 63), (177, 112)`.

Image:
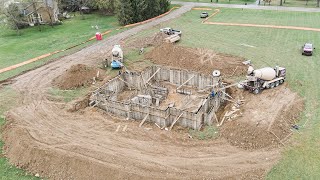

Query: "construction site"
(0, 8), (307, 180)
(90, 65), (226, 130)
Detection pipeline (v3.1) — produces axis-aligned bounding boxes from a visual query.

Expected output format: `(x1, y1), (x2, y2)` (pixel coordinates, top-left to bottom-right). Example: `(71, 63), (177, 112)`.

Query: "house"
(5, 0), (60, 26)
(23, 0), (60, 26)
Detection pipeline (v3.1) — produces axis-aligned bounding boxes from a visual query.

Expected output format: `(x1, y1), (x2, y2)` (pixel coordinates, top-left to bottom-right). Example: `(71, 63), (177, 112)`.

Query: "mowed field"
(128, 8), (320, 179)
(0, 13), (122, 81)
(208, 8), (320, 28)
(265, 0), (318, 7)
(177, 0), (256, 4)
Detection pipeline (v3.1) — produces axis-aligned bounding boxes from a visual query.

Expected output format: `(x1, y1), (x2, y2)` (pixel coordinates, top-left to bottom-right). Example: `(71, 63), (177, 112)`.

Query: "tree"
(143, 0), (160, 19)
(0, 2), (28, 35)
(116, 0), (134, 25)
(116, 0), (170, 26)
(317, 0), (319, 7)
(44, 0), (55, 27)
(159, 0), (170, 14)
(131, 0), (146, 23)
(93, 0), (116, 15)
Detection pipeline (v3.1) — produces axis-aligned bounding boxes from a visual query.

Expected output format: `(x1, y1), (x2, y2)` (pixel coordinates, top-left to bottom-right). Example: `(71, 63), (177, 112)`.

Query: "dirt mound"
(145, 43), (246, 76)
(220, 85), (304, 150)
(52, 64), (105, 90)
(126, 32), (169, 49)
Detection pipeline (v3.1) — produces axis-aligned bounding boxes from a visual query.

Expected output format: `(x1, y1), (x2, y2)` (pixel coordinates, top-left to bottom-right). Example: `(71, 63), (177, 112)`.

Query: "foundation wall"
(98, 100), (202, 129)
(91, 66), (224, 130)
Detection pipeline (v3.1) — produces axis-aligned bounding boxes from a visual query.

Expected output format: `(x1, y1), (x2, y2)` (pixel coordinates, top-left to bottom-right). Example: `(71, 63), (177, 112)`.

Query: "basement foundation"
(90, 66), (226, 130)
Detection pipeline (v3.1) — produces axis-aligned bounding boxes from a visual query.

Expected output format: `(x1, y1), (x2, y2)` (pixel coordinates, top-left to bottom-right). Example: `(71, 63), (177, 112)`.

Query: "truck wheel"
(270, 82), (275, 88)
(279, 79), (284, 84)
(275, 81), (280, 87)
(253, 88), (260, 94)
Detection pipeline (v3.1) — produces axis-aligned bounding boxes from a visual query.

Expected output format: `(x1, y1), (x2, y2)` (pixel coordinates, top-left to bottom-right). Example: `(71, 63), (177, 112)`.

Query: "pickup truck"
(160, 27), (182, 36)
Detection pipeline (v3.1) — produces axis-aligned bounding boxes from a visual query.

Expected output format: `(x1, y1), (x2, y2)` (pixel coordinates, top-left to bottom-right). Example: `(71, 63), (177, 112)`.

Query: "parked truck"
(243, 65), (286, 94)
(160, 27), (182, 36)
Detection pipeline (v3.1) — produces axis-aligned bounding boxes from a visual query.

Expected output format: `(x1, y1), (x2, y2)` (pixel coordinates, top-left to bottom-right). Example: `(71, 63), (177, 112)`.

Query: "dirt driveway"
(1, 4), (284, 180)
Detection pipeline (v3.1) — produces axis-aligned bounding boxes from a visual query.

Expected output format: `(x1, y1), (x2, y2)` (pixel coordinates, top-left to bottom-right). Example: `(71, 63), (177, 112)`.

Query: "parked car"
(302, 43), (314, 56)
(200, 12), (209, 18)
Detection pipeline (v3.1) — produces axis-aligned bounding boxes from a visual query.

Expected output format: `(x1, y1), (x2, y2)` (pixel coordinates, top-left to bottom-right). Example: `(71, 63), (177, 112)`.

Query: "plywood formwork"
(90, 66), (225, 130)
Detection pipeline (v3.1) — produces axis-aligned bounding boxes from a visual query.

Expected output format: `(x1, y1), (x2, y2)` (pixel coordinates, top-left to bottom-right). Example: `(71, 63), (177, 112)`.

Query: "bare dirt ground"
(145, 43), (247, 76)
(52, 64), (105, 90)
(0, 5), (303, 180)
(221, 85), (304, 150)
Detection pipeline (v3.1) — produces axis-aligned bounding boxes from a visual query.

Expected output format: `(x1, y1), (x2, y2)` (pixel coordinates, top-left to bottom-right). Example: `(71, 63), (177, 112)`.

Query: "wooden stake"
(221, 97), (236, 103)
(140, 75), (148, 89)
(177, 75), (195, 90)
(122, 125), (127, 132)
(213, 110), (219, 124)
(169, 112), (184, 131)
(218, 116), (226, 126)
(221, 91), (233, 99)
(155, 123), (161, 129)
(217, 83), (239, 91)
(145, 68), (161, 84)
(139, 113), (149, 127)
(115, 125), (121, 132)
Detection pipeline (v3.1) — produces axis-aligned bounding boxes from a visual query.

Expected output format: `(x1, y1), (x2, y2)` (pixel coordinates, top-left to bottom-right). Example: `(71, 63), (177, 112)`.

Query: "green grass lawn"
(178, 0), (256, 4)
(260, 0), (319, 7)
(0, 13), (122, 81)
(129, 8), (320, 179)
(207, 8), (320, 28)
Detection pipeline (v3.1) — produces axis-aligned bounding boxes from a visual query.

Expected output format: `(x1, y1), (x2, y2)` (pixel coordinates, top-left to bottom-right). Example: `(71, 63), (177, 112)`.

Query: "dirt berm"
(145, 43), (246, 76)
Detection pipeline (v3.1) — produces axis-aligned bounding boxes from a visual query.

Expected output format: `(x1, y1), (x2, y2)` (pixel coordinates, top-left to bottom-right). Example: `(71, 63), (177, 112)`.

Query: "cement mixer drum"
(253, 67), (276, 81)
(111, 45), (123, 62)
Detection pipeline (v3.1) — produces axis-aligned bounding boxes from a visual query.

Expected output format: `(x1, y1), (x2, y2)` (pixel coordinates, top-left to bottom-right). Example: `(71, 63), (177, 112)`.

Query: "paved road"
(172, 0), (320, 12)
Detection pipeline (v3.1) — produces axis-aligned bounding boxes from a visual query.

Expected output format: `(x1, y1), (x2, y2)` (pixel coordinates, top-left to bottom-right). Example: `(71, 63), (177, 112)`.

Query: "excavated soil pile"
(126, 32), (169, 49)
(220, 85), (304, 150)
(52, 64), (105, 90)
(145, 43), (246, 76)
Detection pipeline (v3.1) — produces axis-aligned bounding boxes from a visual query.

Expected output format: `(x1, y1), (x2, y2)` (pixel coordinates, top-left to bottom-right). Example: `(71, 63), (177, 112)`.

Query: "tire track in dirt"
(2, 4), (281, 180)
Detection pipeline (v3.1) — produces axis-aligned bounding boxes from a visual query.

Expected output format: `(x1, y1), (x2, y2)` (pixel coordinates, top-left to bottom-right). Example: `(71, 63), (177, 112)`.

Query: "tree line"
(0, 0), (171, 33)
(116, 0), (170, 25)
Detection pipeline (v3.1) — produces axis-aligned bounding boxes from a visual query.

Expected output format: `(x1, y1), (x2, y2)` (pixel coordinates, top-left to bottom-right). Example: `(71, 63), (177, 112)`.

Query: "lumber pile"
(218, 98), (245, 126)
(165, 34), (180, 43)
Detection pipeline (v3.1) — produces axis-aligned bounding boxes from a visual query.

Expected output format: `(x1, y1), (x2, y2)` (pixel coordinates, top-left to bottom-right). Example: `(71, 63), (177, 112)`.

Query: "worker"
(211, 90), (215, 97)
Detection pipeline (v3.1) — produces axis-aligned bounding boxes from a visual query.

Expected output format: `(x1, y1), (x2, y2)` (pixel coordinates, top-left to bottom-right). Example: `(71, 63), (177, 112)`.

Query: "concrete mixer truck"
(243, 65), (286, 94)
(111, 45), (124, 69)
